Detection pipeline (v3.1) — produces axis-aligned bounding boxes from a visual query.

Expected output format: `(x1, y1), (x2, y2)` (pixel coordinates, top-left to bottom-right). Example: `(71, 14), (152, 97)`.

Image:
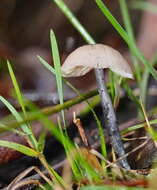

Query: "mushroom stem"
(94, 68), (130, 169)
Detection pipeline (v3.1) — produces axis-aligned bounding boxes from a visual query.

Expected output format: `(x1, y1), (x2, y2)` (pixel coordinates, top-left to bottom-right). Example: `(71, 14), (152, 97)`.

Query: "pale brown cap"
(61, 44), (133, 79)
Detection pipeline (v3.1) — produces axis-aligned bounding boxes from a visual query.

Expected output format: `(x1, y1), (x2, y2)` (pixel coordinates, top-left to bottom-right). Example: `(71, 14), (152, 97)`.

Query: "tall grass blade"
(53, 0), (95, 44)
(7, 60), (26, 115)
(119, 0), (141, 83)
(50, 30), (65, 127)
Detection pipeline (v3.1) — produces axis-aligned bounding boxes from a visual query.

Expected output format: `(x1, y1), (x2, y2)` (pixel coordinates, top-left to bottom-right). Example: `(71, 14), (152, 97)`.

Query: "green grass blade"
(0, 96), (25, 124)
(50, 30), (63, 103)
(0, 96), (38, 148)
(52, 0), (95, 44)
(121, 118), (157, 135)
(96, 0), (129, 44)
(0, 140), (38, 157)
(50, 30), (65, 126)
(7, 60), (26, 115)
(119, 0), (141, 83)
(119, 0), (136, 44)
(108, 71), (116, 102)
(37, 55), (55, 75)
(0, 96), (31, 131)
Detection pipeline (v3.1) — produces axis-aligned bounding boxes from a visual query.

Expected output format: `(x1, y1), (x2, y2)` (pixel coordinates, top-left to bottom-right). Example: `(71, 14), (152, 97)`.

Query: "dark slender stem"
(95, 69), (130, 169)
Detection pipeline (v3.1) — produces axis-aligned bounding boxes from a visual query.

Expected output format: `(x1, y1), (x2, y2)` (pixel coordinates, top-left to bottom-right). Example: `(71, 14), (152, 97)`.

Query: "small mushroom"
(62, 44), (133, 79)
(61, 44), (133, 169)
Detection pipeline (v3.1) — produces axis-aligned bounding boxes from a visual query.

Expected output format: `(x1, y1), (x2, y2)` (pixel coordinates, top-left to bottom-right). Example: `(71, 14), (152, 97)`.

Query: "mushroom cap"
(61, 44), (133, 79)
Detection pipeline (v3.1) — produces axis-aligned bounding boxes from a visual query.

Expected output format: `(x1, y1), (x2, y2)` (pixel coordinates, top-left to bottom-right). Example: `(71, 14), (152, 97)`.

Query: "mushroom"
(61, 44), (133, 169)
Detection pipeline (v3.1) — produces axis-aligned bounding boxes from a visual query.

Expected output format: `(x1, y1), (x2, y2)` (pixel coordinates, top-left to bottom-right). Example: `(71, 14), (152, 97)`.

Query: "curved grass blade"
(37, 56), (55, 75)
(0, 96), (32, 134)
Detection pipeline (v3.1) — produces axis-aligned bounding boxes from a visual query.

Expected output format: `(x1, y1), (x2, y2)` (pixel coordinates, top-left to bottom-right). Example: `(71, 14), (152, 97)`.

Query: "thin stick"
(95, 69), (130, 169)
